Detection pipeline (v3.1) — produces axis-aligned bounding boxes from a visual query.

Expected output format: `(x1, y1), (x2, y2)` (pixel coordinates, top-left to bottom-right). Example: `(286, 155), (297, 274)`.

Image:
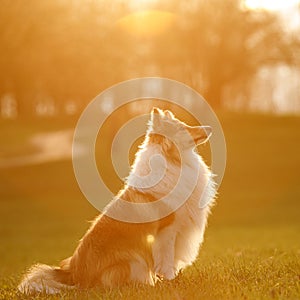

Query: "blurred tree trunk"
(205, 79), (223, 108)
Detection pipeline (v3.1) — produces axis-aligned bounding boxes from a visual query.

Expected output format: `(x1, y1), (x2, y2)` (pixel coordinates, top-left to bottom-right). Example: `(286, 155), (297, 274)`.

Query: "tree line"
(0, 0), (299, 117)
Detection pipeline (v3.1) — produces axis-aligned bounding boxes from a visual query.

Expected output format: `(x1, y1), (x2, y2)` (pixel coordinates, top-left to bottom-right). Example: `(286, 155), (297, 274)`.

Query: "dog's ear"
(164, 110), (174, 119)
(150, 107), (163, 127)
(151, 107), (161, 115)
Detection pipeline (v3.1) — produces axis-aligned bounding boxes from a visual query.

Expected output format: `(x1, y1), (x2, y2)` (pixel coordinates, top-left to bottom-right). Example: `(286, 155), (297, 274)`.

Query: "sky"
(244, 0), (299, 10)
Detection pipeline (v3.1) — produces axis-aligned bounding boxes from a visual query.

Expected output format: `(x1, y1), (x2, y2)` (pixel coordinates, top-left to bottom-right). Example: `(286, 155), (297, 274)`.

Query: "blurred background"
(0, 0), (299, 288)
(0, 0), (299, 117)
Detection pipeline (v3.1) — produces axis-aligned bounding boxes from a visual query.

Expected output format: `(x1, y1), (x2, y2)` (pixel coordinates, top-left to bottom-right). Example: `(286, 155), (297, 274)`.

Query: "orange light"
(245, 0), (299, 10)
(118, 10), (175, 37)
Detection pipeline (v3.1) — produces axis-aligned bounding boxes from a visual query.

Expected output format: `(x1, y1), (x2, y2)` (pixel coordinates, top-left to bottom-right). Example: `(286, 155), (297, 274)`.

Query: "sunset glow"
(245, 0), (299, 10)
(118, 10), (175, 37)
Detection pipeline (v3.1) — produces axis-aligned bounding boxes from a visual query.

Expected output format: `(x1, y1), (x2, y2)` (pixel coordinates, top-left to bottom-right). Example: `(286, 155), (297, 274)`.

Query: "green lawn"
(0, 113), (299, 299)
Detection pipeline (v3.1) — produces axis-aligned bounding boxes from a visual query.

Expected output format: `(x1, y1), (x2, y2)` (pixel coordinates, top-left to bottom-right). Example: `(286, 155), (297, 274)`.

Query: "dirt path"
(0, 130), (73, 168)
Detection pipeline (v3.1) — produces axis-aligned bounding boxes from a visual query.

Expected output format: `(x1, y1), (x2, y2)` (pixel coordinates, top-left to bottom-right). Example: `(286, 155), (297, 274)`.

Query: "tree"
(149, 0), (296, 107)
(0, 0), (298, 116)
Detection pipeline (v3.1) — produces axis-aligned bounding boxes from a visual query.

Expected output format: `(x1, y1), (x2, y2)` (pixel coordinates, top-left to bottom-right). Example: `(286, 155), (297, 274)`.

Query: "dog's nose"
(201, 126), (212, 138)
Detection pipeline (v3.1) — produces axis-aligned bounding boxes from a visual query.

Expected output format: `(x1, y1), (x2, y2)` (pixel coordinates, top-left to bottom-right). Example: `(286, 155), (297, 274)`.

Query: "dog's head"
(147, 107), (212, 151)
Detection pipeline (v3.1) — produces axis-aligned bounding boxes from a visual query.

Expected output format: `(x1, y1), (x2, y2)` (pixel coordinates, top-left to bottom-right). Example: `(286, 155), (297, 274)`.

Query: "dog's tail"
(18, 258), (74, 294)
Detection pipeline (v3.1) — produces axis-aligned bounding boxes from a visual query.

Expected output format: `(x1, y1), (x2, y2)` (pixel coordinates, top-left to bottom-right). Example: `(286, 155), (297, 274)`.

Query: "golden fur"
(18, 107), (215, 294)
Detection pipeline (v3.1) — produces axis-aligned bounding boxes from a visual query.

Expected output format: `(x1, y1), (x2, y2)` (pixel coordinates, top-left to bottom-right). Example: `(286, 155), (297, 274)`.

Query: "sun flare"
(117, 10), (175, 37)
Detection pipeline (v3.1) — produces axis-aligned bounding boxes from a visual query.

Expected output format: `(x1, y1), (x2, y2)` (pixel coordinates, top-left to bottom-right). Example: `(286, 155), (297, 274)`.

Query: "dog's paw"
(155, 267), (176, 281)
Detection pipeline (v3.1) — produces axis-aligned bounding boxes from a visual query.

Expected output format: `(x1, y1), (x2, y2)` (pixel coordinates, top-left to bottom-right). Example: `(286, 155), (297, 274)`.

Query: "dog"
(18, 107), (216, 294)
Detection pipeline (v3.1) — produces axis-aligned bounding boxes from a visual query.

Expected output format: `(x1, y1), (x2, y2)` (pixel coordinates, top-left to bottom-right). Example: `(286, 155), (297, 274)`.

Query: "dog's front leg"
(152, 225), (177, 280)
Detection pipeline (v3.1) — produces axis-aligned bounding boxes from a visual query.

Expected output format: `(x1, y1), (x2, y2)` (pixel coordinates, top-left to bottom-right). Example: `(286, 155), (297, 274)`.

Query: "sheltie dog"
(18, 107), (216, 294)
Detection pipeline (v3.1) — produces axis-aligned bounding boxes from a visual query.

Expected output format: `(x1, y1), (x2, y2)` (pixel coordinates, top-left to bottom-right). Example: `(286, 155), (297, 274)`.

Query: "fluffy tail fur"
(18, 262), (73, 294)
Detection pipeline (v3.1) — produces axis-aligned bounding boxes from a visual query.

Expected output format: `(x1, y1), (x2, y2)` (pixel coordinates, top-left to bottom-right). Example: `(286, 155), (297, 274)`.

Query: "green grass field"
(0, 113), (299, 299)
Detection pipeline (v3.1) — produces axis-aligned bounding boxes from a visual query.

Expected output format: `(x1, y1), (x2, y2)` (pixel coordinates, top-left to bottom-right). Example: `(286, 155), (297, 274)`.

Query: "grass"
(0, 112), (300, 299)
